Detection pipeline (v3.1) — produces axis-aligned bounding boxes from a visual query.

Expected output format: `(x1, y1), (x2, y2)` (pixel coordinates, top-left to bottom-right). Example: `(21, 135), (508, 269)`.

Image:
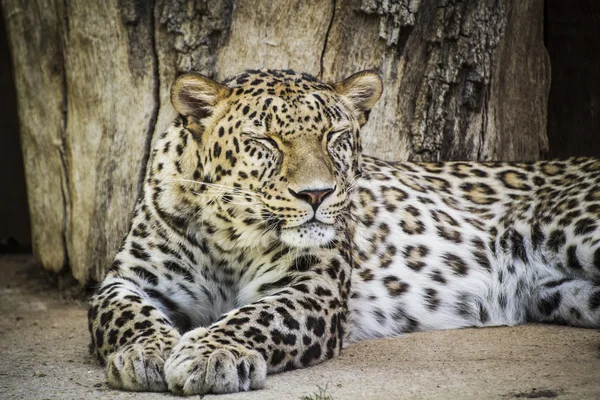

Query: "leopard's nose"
(289, 187), (335, 211)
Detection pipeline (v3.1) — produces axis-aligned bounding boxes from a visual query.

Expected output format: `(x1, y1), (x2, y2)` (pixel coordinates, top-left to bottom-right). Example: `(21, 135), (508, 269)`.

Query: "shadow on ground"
(1, 255), (599, 400)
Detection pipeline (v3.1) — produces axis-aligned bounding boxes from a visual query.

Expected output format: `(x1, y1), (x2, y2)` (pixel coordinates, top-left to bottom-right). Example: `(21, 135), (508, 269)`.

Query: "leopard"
(88, 68), (600, 396)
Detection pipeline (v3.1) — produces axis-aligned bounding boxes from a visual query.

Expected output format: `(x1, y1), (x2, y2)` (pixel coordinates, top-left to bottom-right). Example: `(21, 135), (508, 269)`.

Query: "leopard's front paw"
(164, 328), (267, 395)
(106, 333), (180, 392)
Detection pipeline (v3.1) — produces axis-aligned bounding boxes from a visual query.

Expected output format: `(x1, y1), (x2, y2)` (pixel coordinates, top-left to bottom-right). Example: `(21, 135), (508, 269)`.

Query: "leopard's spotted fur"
(88, 69), (600, 395)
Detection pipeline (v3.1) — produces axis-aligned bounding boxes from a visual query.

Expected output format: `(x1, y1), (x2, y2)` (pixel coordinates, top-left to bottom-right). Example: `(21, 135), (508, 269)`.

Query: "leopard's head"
(170, 69), (382, 248)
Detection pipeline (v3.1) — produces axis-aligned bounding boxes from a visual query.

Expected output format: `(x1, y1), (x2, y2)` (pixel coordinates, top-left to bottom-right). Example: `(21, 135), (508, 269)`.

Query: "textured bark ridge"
(354, 0), (548, 161)
(360, 0), (422, 46)
(397, 0), (506, 161)
(2, 0), (549, 284)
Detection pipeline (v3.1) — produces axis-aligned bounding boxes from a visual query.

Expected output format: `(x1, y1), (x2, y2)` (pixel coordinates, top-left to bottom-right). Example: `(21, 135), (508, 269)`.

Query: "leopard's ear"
(333, 70), (383, 125)
(171, 73), (231, 118)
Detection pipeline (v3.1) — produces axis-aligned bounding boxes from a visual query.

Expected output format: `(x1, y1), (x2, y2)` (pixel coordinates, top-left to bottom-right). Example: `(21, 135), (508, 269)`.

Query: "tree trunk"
(2, 0), (550, 285)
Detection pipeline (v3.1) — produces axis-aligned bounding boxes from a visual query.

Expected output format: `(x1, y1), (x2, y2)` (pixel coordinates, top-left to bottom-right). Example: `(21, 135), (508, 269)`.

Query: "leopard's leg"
(163, 248), (351, 395)
(528, 278), (600, 328)
(89, 277), (182, 391)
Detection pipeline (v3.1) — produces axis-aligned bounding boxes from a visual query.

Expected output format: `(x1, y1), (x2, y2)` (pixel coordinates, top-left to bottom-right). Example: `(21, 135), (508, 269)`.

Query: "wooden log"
(3, 0), (68, 274)
(2, 0), (550, 284)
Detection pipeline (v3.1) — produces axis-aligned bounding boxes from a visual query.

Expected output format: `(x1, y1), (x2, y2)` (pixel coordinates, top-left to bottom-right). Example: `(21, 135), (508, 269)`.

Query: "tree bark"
(2, 0), (550, 285)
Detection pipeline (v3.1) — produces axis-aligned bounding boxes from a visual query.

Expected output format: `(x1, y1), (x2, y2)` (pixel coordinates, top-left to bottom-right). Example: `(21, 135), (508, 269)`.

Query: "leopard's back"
(347, 156), (600, 341)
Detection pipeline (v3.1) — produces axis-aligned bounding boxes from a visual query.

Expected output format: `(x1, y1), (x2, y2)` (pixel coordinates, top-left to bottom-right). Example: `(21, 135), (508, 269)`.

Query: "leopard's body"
(89, 69), (600, 395)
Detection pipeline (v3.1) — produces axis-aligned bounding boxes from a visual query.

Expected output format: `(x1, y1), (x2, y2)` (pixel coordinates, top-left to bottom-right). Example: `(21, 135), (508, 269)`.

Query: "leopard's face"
(204, 92), (359, 248)
(171, 70), (382, 248)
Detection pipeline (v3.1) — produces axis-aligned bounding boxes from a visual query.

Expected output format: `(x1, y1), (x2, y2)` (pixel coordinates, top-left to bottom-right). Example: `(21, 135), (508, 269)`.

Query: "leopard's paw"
(106, 334), (179, 392)
(164, 328), (267, 395)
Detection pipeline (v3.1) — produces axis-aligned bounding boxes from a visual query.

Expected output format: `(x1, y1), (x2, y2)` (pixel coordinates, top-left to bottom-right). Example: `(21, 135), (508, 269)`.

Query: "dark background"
(1, 0), (599, 249)
(0, 11), (29, 250)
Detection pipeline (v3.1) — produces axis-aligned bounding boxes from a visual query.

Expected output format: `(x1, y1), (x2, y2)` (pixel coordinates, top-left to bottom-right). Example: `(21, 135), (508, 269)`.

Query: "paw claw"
(165, 331), (267, 395)
(106, 338), (176, 392)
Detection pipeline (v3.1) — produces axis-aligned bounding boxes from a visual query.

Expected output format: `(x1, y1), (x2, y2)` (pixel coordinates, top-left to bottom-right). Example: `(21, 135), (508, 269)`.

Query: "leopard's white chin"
(279, 222), (337, 248)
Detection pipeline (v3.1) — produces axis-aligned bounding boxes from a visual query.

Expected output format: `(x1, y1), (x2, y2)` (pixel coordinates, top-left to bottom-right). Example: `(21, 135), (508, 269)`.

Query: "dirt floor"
(1, 254), (599, 400)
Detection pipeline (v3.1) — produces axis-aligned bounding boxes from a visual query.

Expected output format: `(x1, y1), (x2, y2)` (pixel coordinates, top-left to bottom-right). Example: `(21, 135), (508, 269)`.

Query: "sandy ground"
(1, 254), (599, 400)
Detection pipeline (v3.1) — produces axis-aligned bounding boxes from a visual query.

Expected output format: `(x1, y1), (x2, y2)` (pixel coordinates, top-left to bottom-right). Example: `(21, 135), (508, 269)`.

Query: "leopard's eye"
(242, 133), (280, 151)
(327, 129), (351, 146)
(259, 137), (280, 150)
